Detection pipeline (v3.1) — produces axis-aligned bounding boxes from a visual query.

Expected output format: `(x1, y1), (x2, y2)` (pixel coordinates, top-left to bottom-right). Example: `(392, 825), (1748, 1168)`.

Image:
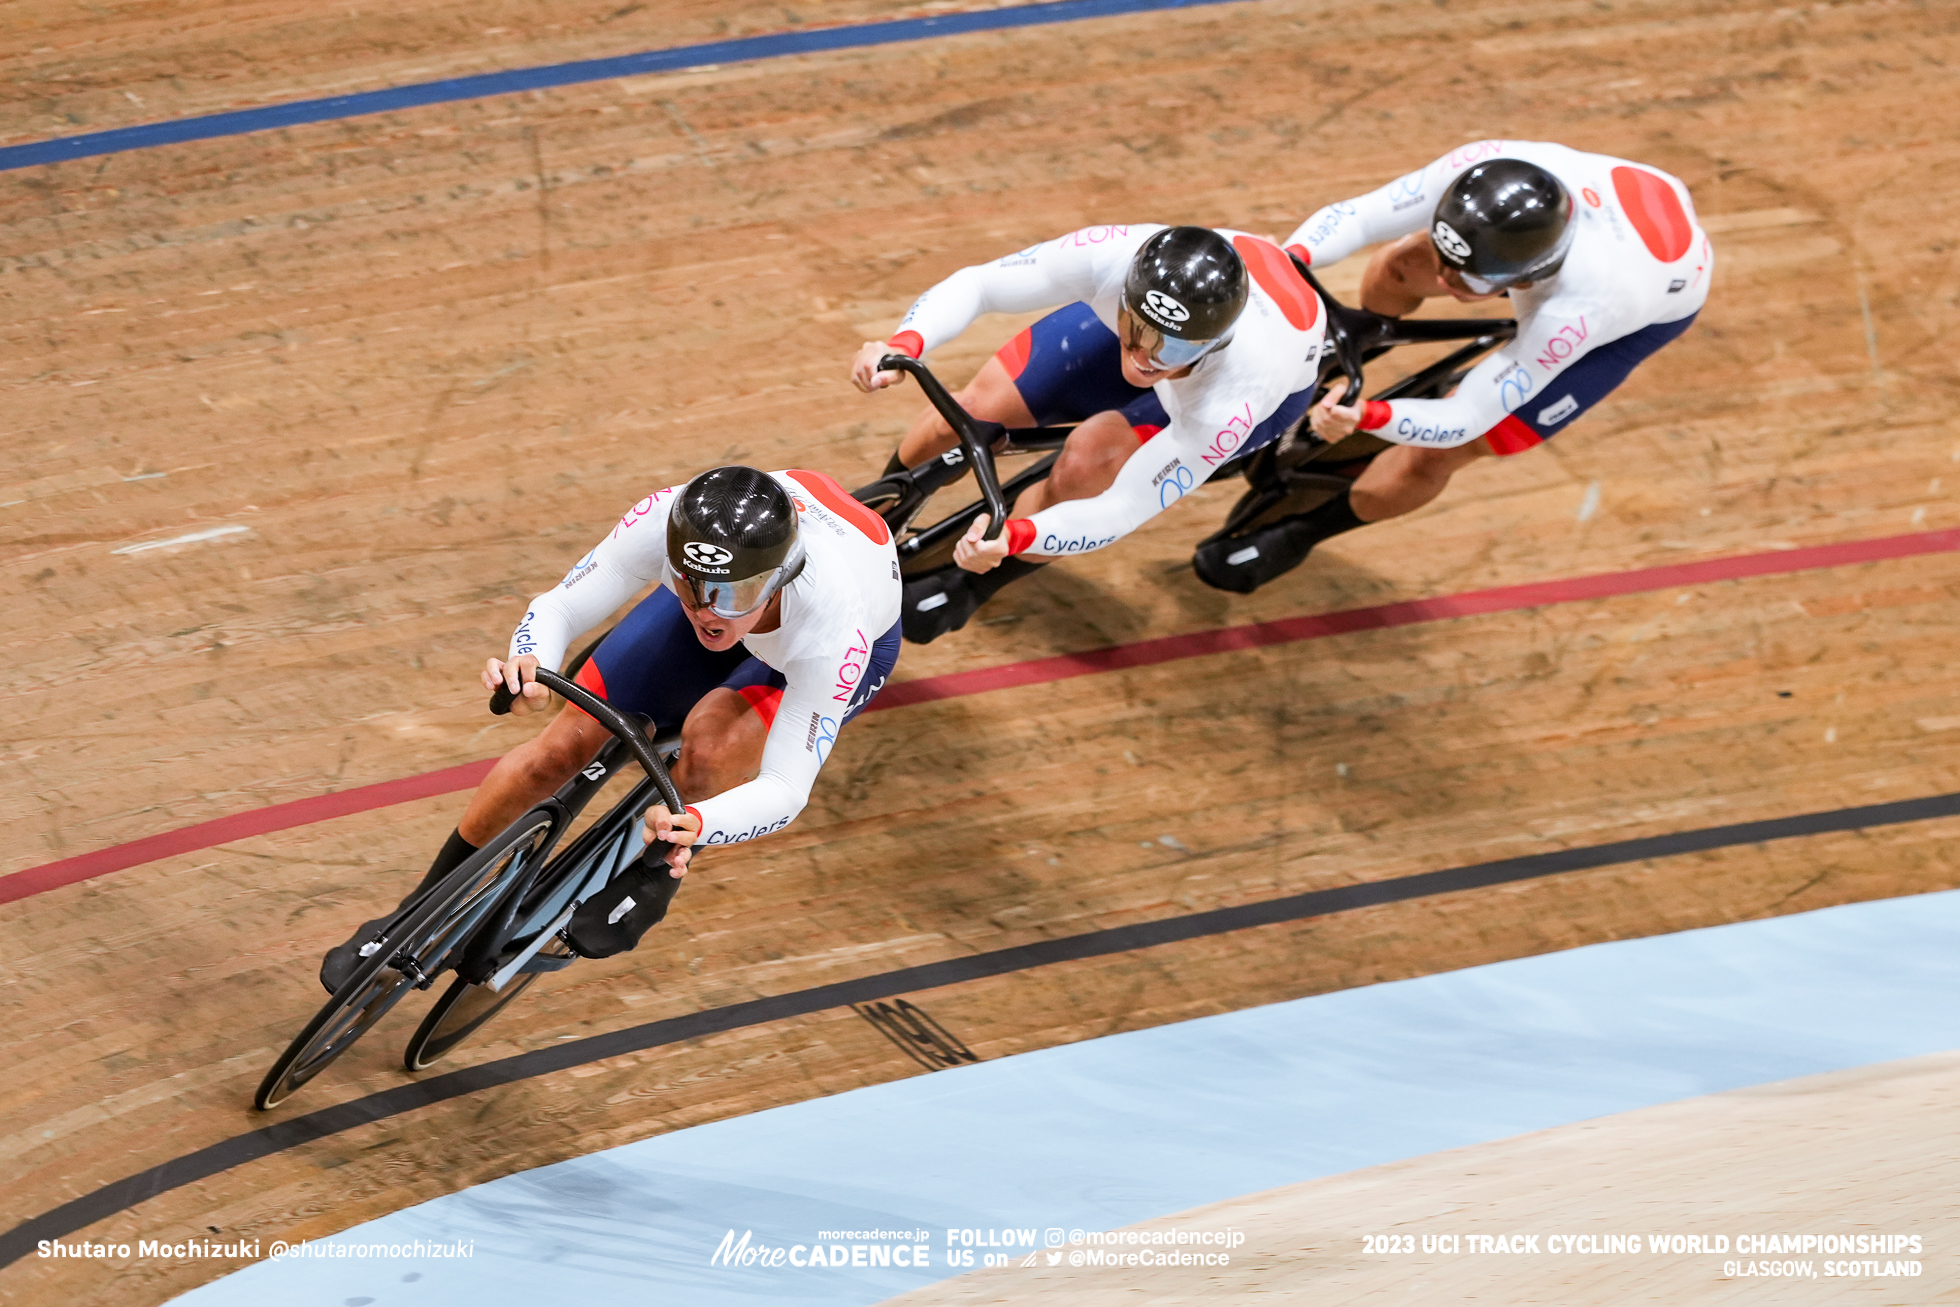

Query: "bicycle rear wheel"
(403, 937), (575, 1070)
(254, 811), (557, 1109)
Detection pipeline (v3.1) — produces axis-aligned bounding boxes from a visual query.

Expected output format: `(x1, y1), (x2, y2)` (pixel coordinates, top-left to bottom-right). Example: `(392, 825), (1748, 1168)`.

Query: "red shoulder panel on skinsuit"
(1232, 235), (1319, 331)
(1611, 166), (1693, 263)
(787, 470), (893, 546)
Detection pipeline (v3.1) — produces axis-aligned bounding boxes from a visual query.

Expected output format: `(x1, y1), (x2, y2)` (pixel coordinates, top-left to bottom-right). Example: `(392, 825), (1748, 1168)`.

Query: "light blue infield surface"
(173, 888), (1960, 1305)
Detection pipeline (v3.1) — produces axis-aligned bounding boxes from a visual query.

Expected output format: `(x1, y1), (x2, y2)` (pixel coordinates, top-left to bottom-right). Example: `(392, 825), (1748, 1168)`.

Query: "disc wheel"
(254, 812), (556, 1109)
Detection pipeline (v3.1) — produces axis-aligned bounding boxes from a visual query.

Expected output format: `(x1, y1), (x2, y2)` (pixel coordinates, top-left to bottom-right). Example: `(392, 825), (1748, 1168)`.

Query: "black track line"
(6, 789), (1958, 1268)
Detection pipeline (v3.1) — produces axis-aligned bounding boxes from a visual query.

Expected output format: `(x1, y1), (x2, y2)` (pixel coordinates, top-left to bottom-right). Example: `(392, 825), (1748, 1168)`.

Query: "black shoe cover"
(565, 857), (684, 959)
(1192, 516), (1321, 594)
(901, 567), (983, 643)
(319, 915), (401, 994)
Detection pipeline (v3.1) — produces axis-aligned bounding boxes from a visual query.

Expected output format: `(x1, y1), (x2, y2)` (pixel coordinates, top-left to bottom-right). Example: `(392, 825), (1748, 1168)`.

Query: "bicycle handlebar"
(877, 353), (1009, 540)
(489, 668), (687, 818)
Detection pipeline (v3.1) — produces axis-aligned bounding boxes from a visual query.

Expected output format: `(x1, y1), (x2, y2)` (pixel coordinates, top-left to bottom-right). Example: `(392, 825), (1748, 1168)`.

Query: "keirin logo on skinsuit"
(1142, 290), (1189, 325)
(1432, 220), (1472, 265)
(683, 541), (734, 569)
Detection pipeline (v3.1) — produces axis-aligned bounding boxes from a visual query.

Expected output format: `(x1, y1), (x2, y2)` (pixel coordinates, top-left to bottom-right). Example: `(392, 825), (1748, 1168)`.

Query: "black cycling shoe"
(318, 915), (402, 994)
(564, 856), (685, 959)
(901, 558), (1048, 643)
(1192, 518), (1319, 593)
(902, 566), (984, 643)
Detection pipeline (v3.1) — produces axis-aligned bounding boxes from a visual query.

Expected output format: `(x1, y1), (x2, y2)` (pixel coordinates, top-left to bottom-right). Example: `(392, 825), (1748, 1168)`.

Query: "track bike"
(848, 262), (1519, 584)
(256, 666), (681, 1109)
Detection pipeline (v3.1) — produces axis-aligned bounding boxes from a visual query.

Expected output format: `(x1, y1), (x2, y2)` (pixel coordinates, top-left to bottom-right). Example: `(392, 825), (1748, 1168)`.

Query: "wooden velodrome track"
(4, 0), (1959, 1301)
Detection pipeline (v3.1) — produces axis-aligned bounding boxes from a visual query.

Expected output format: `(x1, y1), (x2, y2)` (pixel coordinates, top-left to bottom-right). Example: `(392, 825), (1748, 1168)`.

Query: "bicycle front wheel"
(254, 811), (557, 1109)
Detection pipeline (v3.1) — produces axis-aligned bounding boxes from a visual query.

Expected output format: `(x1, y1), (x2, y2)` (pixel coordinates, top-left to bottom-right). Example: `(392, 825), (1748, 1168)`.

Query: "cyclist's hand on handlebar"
(851, 340), (907, 394)
(642, 804), (701, 872)
(1309, 390), (1364, 443)
(484, 654), (547, 715)
(954, 514), (1011, 573)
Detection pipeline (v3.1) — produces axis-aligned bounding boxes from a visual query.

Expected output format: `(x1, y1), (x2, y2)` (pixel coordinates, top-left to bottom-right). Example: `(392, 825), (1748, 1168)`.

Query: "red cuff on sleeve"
(1285, 243), (1312, 266)
(683, 804), (703, 838)
(1005, 518), (1037, 555)
(1359, 401), (1392, 431)
(886, 330), (924, 359)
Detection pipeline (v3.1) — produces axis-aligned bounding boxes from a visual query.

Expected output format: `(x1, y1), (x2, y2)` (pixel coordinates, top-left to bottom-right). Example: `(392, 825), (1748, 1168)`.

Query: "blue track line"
(0, 0), (1249, 174)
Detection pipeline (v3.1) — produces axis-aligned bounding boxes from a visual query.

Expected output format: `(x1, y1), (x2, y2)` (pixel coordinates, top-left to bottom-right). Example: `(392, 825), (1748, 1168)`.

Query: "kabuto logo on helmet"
(1432, 220), (1473, 265)
(682, 541), (735, 571)
(1141, 289), (1190, 327)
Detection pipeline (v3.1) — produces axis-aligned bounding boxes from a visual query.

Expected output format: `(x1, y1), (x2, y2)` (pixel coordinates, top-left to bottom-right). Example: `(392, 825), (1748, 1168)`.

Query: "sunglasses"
(1118, 307), (1229, 371)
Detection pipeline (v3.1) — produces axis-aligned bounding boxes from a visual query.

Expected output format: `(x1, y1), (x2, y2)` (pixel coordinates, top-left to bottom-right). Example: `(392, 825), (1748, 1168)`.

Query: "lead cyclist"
(317, 465), (901, 991)
(1202, 140), (1714, 591)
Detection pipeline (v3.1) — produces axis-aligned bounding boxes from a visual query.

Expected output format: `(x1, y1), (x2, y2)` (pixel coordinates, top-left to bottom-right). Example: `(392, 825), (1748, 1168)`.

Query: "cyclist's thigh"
(957, 356), (1038, 429)
(996, 303), (1156, 425)
(573, 586), (752, 733)
(1486, 311), (1699, 456)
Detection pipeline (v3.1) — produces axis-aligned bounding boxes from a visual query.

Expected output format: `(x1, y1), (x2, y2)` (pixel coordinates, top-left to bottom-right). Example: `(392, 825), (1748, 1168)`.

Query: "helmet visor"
(666, 560), (785, 620)
(1119, 307), (1229, 371)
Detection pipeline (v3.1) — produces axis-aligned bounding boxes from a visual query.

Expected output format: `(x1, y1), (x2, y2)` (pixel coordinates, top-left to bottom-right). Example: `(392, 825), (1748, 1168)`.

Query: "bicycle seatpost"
(876, 353), (1010, 541)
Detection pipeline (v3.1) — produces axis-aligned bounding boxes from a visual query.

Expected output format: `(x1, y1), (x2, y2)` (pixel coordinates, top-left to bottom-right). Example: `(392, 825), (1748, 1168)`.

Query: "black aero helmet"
(665, 466), (805, 619)
(1431, 159), (1575, 291)
(1120, 226), (1249, 369)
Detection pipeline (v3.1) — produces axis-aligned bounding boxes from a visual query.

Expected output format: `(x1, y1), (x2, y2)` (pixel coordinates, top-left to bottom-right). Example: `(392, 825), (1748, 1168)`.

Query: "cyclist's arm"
(999, 402), (1263, 559)
(1348, 303), (1602, 450)
(1284, 140), (1515, 268)
(508, 487), (681, 671)
(681, 657), (844, 847)
(883, 227), (1140, 356)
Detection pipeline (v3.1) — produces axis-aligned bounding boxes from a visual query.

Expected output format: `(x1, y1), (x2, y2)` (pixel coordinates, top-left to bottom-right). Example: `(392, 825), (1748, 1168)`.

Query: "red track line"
(7, 527), (1956, 906)
(0, 760), (498, 907)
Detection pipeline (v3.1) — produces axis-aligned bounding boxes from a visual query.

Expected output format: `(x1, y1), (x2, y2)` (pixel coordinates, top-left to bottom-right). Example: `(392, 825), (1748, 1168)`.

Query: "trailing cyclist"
(850, 223), (1327, 641)
(318, 465), (901, 990)
(1198, 139), (1714, 591)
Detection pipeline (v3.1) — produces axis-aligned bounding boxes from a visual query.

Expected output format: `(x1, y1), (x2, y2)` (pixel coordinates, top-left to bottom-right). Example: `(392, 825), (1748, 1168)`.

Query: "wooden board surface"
(3, 0), (1958, 1301)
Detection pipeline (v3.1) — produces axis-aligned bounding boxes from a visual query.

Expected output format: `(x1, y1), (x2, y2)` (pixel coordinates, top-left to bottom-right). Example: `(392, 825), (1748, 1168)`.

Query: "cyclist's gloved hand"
(484, 654), (548, 715)
(954, 514), (1011, 574)
(642, 804), (701, 872)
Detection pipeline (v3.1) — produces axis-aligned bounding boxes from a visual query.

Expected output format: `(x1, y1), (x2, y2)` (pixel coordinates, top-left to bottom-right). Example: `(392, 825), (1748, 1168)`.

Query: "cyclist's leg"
(1350, 439), (1491, 522)
(893, 356), (1035, 469)
(1012, 389), (1169, 517)
(891, 303), (1150, 469)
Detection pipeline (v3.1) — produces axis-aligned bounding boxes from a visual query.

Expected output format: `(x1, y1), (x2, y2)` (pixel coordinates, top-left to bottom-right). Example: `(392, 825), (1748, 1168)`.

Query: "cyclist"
(1200, 140), (1713, 591)
(319, 465), (901, 991)
(850, 223), (1327, 640)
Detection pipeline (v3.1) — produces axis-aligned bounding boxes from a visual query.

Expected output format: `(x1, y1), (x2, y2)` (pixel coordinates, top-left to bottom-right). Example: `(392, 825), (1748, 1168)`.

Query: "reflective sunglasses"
(666, 560), (788, 620)
(1118, 306), (1229, 371)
